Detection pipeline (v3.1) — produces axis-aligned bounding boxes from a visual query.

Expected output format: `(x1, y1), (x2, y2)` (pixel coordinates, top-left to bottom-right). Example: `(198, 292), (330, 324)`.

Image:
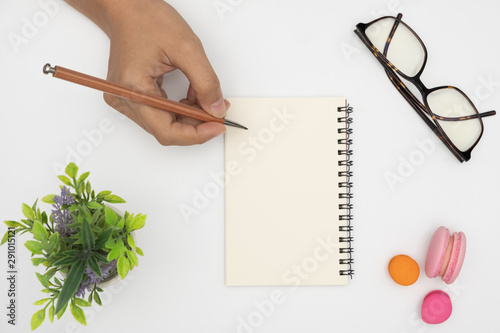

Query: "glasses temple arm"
(383, 13), (403, 57)
(433, 110), (496, 121)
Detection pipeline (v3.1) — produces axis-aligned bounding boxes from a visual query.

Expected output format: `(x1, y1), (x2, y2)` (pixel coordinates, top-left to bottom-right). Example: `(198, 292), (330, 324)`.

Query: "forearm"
(64, 0), (134, 36)
(64, 0), (178, 39)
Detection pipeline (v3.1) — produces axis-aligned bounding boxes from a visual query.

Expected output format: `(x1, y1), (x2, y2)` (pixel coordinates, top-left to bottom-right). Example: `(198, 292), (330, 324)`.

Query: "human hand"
(66, 0), (228, 145)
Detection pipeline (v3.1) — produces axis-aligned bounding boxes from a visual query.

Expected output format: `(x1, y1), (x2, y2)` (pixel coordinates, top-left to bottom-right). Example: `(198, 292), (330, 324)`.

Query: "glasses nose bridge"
(407, 74), (430, 96)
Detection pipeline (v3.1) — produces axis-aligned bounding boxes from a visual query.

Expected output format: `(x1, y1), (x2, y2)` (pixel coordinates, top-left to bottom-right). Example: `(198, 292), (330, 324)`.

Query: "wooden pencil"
(43, 63), (247, 130)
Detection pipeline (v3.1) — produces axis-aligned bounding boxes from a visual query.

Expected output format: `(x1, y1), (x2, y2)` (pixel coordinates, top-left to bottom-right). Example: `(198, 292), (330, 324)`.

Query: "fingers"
(104, 94), (225, 146)
(168, 38), (227, 118)
(162, 120), (226, 146)
(137, 102), (226, 145)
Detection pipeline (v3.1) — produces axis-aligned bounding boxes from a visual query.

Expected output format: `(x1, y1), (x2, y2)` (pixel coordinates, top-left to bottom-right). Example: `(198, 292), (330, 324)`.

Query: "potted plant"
(1, 162), (146, 330)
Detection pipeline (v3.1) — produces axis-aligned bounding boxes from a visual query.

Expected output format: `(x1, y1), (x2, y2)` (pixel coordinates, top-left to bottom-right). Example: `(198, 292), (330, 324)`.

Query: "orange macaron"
(388, 254), (420, 286)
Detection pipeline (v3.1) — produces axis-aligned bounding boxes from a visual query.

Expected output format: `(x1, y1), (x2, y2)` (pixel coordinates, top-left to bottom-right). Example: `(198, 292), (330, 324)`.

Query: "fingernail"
(210, 97), (227, 118)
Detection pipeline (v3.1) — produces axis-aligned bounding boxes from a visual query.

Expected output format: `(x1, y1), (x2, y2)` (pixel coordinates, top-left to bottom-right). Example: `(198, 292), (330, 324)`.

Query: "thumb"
(170, 38), (227, 118)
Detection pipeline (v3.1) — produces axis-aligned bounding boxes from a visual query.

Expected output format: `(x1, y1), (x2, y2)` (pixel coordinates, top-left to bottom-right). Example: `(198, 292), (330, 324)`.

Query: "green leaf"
(127, 234), (136, 251)
(130, 214), (146, 230)
(81, 218), (95, 250)
(48, 304), (55, 323)
(129, 214), (146, 231)
(32, 221), (48, 243)
(54, 260), (86, 315)
(44, 267), (58, 281)
(135, 246), (144, 256)
(105, 237), (115, 249)
(92, 252), (108, 264)
(87, 201), (102, 210)
(85, 181), (92, 196)
(89, 208), (102, 225)
(41, 211), (48, 224)
(36, 273), (50, 289)
(127, 250), (138, 267)
(124, 213), (133, 229)
(33, 298), (51, 306)
(32, 199), (39, 213)
(21, 219), (33, 228)
(70, 302), (87, 326)
(116, 217), (125, 229)
(103, 195), (126, 204)
(77, 182), (84, 196)
(107, 245), (121, 261)
(48, 233), (59, 251)
(78, 204), (92, 221)
(73, 298), (91, 307)
(65, 162), (79, 179)
(53, 256), (78, 267)
(4, 220), (23, 228)
(22, 203), (35, 220)
(57, 175), (73, 187)
(88, 256), (102, 278)
(69, 204), (79, 212)
(104, 207), (119, 226)
(31, 308), (46, 330)
(78, 171), (90, 184)
(61, 249), (82, 257)
(56, 302), (68, 320)
(25, 240), (43, 255)
(31, 258), (45, 266)
(41, 194), (55, 204)
(93, 291), (102, 306)
(96, 191), (112, 199)
(1, 231), (10, 245)
(117, 255), (130, 279)
(94, 228), (113, 250)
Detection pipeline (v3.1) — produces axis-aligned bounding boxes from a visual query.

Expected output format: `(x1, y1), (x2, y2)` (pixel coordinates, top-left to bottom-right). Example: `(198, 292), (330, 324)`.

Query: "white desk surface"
(1, 0), (499, 332)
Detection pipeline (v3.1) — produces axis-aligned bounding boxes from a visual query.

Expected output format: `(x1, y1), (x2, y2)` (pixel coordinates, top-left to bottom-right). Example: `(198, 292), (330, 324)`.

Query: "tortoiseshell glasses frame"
(354, 13), (496, 162)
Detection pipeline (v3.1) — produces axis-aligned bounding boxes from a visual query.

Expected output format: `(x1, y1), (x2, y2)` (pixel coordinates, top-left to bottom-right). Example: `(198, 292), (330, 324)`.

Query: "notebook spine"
(337, 105), (354, 278)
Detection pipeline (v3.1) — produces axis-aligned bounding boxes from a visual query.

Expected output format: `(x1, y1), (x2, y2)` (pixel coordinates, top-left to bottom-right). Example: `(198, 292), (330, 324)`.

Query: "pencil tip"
(224, 119), (248, 130)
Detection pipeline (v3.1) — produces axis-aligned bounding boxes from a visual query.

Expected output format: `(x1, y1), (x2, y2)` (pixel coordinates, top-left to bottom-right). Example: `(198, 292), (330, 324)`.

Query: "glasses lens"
(427, 88), (482, 152)
(365, 18), (425, 77)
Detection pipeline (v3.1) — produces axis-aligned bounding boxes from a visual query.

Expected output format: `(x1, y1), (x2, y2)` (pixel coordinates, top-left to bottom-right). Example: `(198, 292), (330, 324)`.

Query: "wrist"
(64, 0), (124, 36)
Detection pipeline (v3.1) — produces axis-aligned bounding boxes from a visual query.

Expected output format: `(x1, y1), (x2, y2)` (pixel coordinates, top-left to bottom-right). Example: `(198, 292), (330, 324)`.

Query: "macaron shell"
(425, 226), (450, 278)
(442, 232), (466, 284)
(421, 290), (452, 324)
(388, 254), (420, 286)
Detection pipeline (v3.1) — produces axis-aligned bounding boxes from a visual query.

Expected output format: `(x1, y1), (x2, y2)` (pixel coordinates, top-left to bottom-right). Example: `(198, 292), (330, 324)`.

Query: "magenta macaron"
(425, 226), (466, 284)
(421, 290), (453, 324)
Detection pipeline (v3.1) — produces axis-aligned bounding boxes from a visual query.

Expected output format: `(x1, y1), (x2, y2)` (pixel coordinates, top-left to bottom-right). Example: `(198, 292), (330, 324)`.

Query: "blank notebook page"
(225, 97), (349, 286)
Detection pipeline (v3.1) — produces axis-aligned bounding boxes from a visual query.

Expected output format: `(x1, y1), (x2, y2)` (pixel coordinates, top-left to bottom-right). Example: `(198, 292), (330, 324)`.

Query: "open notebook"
(225, 97), (353, 286)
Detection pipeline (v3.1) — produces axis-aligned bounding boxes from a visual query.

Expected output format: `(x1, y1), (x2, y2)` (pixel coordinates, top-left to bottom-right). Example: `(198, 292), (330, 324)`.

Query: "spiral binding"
(337, 105), (354, 278)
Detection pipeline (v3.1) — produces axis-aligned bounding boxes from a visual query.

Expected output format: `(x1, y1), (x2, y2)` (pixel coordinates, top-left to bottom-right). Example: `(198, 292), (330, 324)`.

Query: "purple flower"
(52, 187), (75, 237)
(75, 260), (117, 298)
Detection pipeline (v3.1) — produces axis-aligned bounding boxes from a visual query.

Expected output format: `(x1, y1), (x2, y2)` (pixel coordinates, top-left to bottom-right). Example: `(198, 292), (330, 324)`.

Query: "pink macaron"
(421, 290), (452, 324)
(425, 226), (466, 284)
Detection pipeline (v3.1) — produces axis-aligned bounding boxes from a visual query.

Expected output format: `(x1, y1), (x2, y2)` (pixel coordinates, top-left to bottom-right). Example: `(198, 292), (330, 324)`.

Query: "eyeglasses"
(354, 13), (496, 162)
